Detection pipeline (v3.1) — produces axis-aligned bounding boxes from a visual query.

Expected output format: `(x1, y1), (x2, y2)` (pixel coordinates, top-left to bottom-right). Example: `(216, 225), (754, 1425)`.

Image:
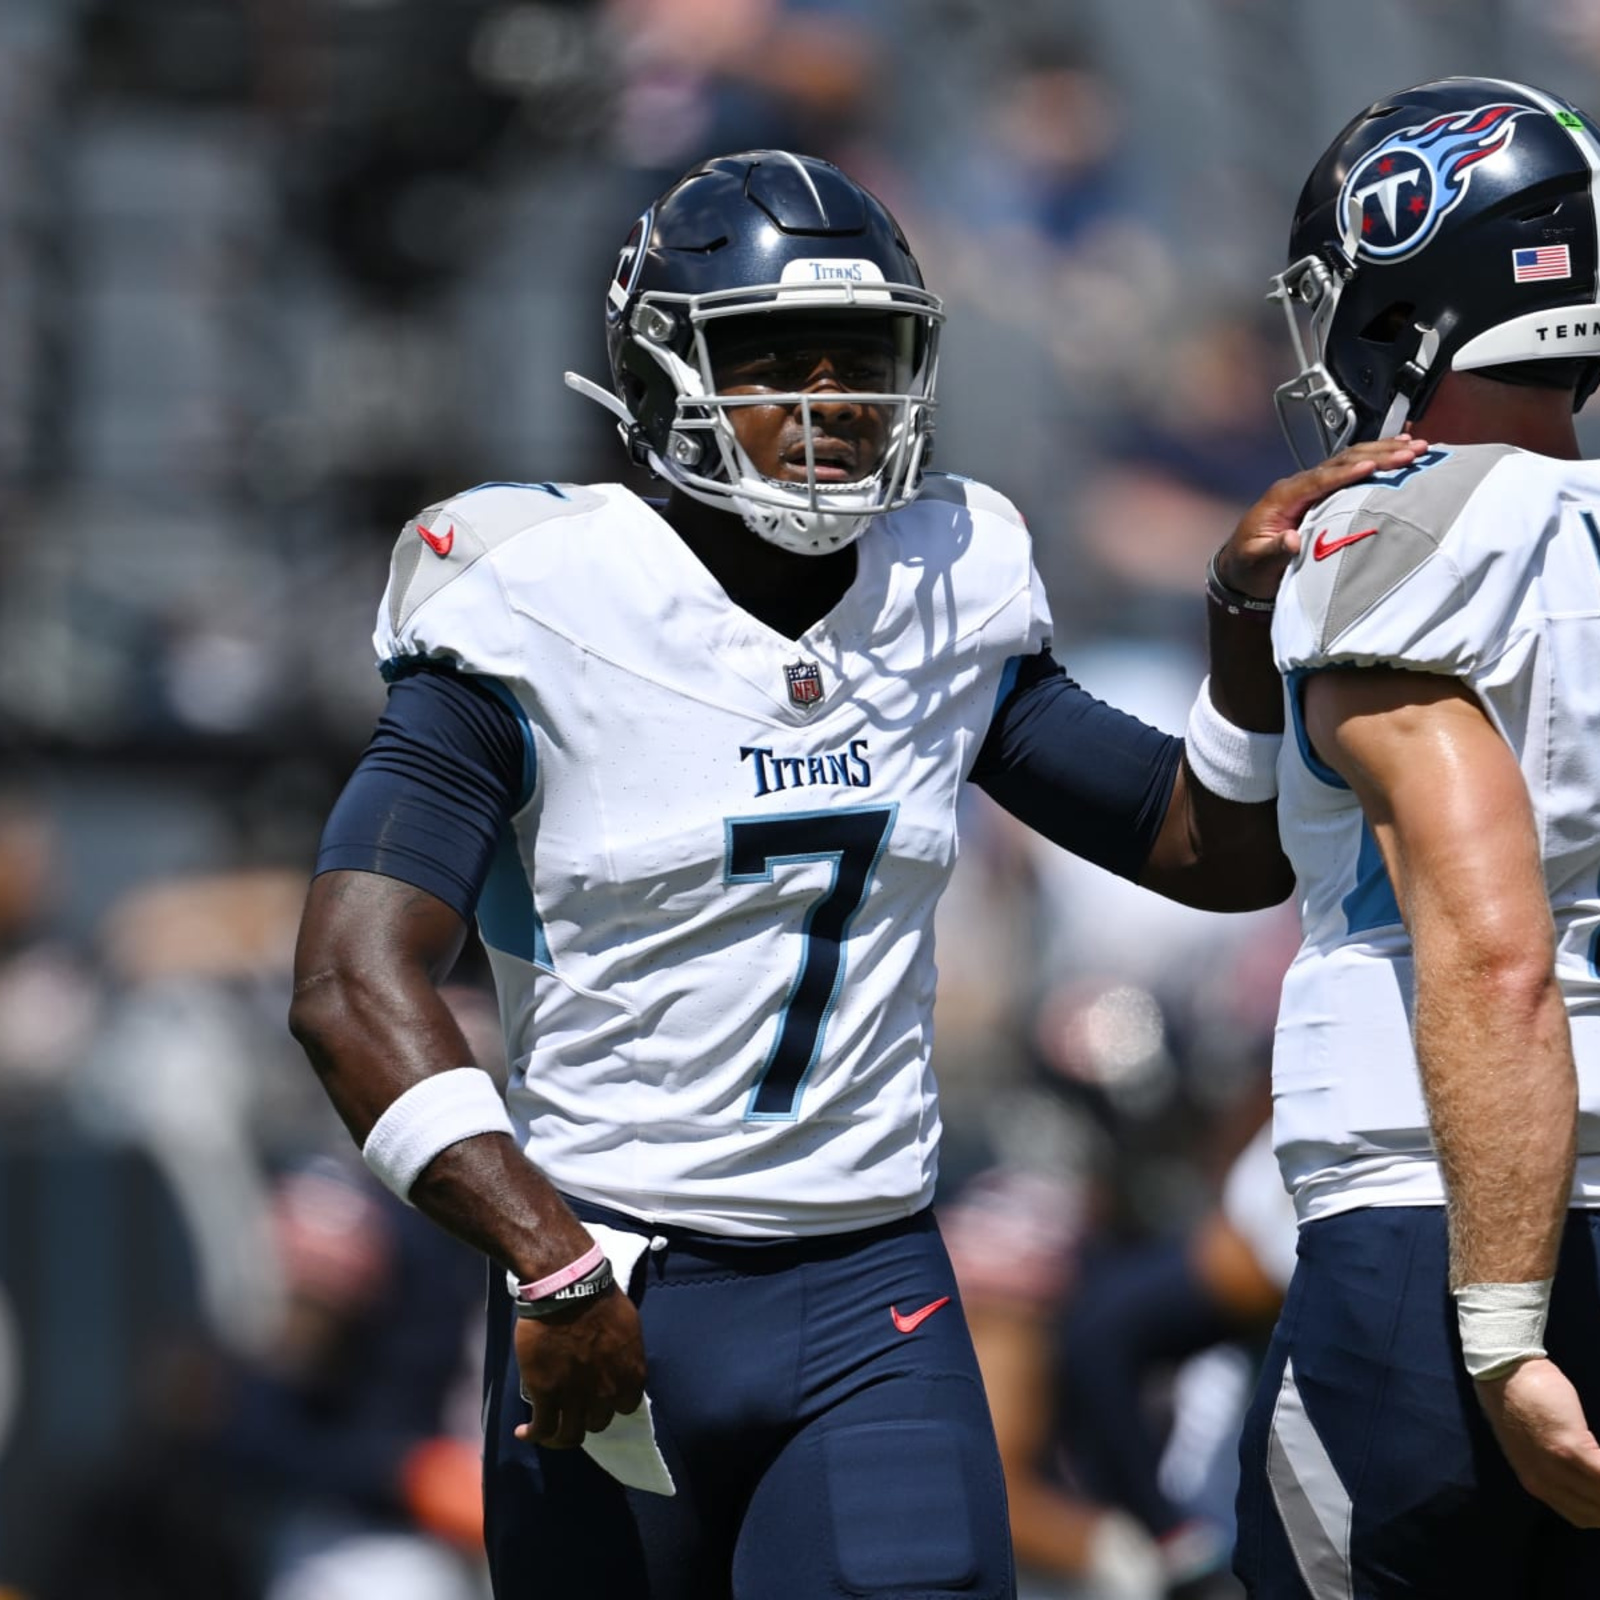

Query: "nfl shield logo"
(785, 660), (824, 708)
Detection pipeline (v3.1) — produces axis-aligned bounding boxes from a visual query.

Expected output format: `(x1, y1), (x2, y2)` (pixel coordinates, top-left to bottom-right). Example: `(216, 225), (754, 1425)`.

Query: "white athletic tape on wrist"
(1182, 676), (1282, 804)
(361, 1067), (515, 1201)
(1455, 1279), (1552, 1380)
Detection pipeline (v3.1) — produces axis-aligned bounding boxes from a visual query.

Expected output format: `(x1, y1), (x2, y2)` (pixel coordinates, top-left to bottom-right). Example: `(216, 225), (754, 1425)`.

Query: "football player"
(288, 149), (1419, 1599)
(1237, 78), (1600, 1596)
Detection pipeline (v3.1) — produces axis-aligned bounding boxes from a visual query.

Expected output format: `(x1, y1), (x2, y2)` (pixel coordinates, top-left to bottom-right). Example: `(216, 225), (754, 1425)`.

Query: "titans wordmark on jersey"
(1271, 445), (1600, 1221)
(375, 475), (1050, 1238)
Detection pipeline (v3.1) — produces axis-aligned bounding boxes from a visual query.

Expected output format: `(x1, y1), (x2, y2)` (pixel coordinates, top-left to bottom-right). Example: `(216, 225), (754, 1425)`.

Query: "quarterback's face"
(707, 315), (898, 485)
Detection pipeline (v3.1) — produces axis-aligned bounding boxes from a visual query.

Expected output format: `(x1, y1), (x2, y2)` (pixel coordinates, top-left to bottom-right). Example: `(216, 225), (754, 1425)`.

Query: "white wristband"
(1182, 676), (1282, 803)
(361, 1067), (515, 1201)
(1455, 1279), (1552, 1380)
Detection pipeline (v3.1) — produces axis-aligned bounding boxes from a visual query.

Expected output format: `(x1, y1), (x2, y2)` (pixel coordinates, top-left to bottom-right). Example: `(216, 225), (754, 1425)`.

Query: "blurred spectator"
(1057, 306), (1292, 638)
(0, 784), (102, 1107)
(943, 1076), (1294, 1600)
(937, 1065), (1147, 1596)
(1056, 1117), (1293, 1598)
(3, 826), (495, 1595)
(1016, 638), (1296, 1090)
(896, 20), (1174, 614)
(937, 651), (1298, 1598)
(925, 784), (1046, 1191)
(602, 0), (890, 189)
(218, 1156), (489, 1600)
(69, 865), (323, 1352)
(25, 1152), (490, 1600)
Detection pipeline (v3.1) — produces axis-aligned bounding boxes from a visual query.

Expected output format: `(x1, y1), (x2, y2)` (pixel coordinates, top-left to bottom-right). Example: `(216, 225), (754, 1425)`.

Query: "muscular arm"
(970, 658), (1290, 912)
(1305, 667), (1600, 1525)
(1138, 763), (1290, 910)
(970, 656), (1181, 881)
(1303, 666), (1573, 1289)
(943, 450), (1438, 907)
(289, 871), (595, 1284)
(1140, 520), (1293, 907)
(288, 668), (645, 1445)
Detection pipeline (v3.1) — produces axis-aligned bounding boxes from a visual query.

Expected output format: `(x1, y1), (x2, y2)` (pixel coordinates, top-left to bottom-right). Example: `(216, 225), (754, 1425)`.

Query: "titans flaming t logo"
(607, 209), (651, 321)
(1339, 104), (1529, 263)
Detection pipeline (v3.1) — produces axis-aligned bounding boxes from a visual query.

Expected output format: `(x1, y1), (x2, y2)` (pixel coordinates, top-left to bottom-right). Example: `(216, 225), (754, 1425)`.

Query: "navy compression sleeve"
(314, 666), (529, 920)
(970, 650), (1183, 880)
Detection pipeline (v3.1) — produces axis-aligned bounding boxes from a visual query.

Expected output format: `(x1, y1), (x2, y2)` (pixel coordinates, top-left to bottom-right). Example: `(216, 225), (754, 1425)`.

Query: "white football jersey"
(1272, 445), (1600, 1221)
(374, 475), (1050, 1237)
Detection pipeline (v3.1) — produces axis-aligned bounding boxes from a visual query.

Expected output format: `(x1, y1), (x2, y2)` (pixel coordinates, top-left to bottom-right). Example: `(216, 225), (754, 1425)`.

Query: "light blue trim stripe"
(1286, 668), (1348, 789)
(478, 826), (551, 967)
(991, 654), (1023, 723)
(1342, 822), (1401, 935)
(470, 677), (542, 962)
(459, 480), (570, 499)
(474, 676), (538, 811)
(1590, 864), (1600, 979)
(1287, 670), (1400, 933)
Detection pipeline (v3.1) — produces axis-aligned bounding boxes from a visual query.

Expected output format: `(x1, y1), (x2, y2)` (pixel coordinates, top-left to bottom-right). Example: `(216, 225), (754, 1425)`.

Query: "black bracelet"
(1205, 551), (1276, 616)
(510, 1256), (617, 1320)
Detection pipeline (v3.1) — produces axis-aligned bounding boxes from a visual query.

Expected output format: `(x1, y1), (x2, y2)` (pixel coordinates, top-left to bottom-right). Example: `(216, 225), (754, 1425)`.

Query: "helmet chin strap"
(1376, 324), (1442, 440)
(564, 370), (634, 426)
(1377, 391), (1414, 438)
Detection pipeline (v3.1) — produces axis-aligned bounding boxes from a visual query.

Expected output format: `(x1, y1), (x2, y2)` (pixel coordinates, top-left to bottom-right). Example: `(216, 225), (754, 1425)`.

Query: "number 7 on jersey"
(724, 806), (896, 1119)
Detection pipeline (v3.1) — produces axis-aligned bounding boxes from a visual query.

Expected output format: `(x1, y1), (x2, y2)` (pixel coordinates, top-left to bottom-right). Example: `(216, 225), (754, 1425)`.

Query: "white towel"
(575, 1223), (676, 1496)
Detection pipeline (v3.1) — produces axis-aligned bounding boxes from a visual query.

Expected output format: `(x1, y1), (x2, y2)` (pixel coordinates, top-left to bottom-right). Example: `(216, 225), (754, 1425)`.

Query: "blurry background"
(1, 2), (1597, 1596)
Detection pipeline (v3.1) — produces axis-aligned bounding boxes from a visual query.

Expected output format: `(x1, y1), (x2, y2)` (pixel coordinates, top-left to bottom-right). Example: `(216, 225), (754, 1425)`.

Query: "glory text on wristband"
(507, 1252), (616, 1320)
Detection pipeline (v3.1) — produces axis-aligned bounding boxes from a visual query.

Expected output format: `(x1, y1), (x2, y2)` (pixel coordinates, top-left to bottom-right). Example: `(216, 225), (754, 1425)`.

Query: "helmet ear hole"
(1358, 304), (1416, 344)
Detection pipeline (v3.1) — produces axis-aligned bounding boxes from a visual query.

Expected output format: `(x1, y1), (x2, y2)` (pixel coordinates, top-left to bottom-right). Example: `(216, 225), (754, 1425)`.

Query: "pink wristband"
(510, 1241), (605, 1303)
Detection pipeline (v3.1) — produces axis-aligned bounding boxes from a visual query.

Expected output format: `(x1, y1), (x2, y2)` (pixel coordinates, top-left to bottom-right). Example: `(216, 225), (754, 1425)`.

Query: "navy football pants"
(483, 1205), (1016, 1599)
(1236, 1207), (1600, 1598)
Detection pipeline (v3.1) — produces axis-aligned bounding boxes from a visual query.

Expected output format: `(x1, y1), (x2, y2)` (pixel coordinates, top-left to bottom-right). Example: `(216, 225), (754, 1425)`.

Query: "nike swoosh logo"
(418, 521), (454, 558)
(1312, 525), (1379, 561)
(891, 1296), (952, 1334)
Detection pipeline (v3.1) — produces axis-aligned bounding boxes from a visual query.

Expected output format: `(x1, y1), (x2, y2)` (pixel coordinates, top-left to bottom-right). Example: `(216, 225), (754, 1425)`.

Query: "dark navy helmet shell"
(1268, 77), (1600, 464)
(565, 150), (943, 554)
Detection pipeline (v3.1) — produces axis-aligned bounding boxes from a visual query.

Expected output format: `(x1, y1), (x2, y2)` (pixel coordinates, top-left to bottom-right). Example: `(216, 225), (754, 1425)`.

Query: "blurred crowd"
(3, 2), (1600, 1596)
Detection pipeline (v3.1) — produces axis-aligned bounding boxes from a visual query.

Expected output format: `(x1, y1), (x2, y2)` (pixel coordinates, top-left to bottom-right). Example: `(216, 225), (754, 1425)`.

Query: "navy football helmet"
(565, 151), (943, 555)
(1269, 77), (1600, 465)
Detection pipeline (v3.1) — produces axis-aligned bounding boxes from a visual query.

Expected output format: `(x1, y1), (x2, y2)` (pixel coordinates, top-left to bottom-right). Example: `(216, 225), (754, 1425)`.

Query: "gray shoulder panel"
(387, 483), (604, 634)
(1318, 445), (1515, 650)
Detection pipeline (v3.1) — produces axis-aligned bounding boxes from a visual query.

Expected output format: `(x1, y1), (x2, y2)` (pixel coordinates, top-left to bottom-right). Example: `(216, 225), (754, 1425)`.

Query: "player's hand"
(513, 1285), (646, 1450)
(1215, 435), (1431, 599)
(1475, 1356), (1600, 1527)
